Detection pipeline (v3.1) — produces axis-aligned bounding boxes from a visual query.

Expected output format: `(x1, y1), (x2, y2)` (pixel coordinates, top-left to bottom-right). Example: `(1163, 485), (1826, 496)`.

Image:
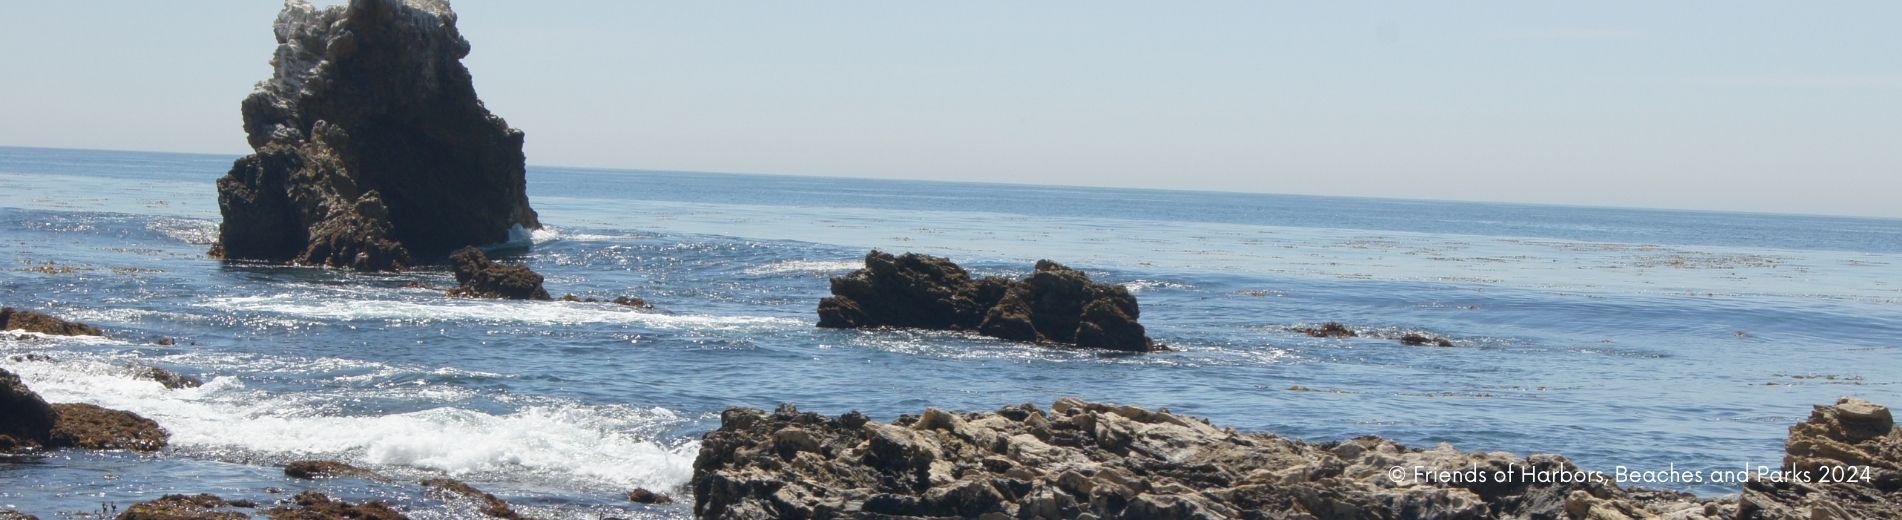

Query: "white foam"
(0, 339), (698, 492)
(1122, 280), (1193, 293)
(197, 293), (800, 330)
(744, 259), (862, 275)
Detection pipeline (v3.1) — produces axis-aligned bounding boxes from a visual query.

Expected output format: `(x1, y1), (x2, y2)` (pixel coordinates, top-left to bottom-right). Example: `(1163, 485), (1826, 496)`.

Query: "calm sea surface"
(2, 146), (1898, 517)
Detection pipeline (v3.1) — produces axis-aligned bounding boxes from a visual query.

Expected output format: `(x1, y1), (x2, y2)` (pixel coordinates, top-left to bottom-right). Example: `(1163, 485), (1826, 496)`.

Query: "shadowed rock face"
(817, 251), (1157, 352)
(213, 0), (540, 271)
(0, 368), (58, 451)
(692, 398), (1902, 520)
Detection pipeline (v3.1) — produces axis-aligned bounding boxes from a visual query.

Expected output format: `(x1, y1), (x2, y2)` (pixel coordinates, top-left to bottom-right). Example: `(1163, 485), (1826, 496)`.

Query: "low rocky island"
(1, 368), (168, 453)
(693, 397), (1899, 519)
(0, 307), (102, 336)
(211, 0), (541, 271)
(818, 251), (1159, 352)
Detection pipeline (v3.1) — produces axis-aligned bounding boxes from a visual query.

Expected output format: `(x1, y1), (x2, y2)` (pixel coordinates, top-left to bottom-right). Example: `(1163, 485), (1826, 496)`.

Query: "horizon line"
(4, 143), (1896, 223)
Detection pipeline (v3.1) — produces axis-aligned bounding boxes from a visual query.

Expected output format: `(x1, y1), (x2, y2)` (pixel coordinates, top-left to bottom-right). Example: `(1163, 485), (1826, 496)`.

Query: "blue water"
(1, 145), (1898, 517)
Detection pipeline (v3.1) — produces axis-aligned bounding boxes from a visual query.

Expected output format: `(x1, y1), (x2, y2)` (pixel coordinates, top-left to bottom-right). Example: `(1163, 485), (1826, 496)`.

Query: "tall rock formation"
(213, 0), (540, 271)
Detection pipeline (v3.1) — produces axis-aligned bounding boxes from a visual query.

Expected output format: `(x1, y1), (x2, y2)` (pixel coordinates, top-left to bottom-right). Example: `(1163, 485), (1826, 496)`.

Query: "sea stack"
(817, 251), (1159, 352)
(212, 0), (541, 271)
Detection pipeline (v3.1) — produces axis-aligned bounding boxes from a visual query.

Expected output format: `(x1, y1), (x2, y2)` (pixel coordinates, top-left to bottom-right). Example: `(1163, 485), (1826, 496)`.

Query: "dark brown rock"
(0, 307), (102, 336)
(135, 366), (203, 390)
(1399, 333), (1456, 347)
(421, 478), (522, 519)
(558, 294), (652, 309)
(817, 251), (1158, 352)
(48, 403), (169, 451)
(283, 460), (373, 479)
(116, 494), (247, 520)
(212, 0), (540, 271)
(0, 368), (57, 452)
(265, 491), (407, 520)
(447, 247), (550, 300)
(1294, 321), (1357, 338)
(626, 487), (674, 504)
(0, 510), (37, 520)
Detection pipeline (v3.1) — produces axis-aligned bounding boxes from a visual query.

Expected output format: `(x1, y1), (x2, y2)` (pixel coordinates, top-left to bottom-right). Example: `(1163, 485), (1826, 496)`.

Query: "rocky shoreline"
(692, 398), (1899, 520)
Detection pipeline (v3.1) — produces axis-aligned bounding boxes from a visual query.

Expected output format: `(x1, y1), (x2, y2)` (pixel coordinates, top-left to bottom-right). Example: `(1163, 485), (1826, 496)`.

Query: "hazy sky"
(3, 2), (1899, 218)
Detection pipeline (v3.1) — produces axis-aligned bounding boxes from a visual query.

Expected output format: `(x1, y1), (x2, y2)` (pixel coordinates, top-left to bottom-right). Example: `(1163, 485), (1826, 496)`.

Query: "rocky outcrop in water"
(447, 247), (550, 300)
(116, 494), (251, 520)
(0, 369), (169, 453)
(134, 366), (203, 390)
(0, 307), (102, 336)
(266, 492), (408, 520)
(693, 397), (1902, 520)
(284, 460), (374, 480)
(817, 251), (1158, 352)
(421, 478), (523, 519)
(212, 0), (540, 271)
(47, 403), (169, 451)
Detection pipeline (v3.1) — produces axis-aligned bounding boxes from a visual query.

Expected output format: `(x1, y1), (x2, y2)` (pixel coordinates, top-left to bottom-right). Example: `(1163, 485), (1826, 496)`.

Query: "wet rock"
(1399, 333), (1456, 347)
(48, 403), (169, 451)
(1739, 397), (1902, 519)
(212, 0), (540, 271)
(135, 366), (204, 390)
(558, 294), (653, 309)
(116, 493), (248, 520)
(626, 487), (674, 504)
(817, 251), (1158, 351)
(283, 460), (373, 479)
(447, 247), (550, 300)
(0, 510), (37, 520)
(421, 478), (523, 519)
(1294, 321), (1357, 338)
(264, 491), (407, 520)
(156, 337), (176, 346)
(692, 399), (1759, 520)
(0, 307), (102, 336)
(0, 368), (58, 452)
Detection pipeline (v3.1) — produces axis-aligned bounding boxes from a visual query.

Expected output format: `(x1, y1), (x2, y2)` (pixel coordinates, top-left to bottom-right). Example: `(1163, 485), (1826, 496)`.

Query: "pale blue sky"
(3, 2), (1898, 217)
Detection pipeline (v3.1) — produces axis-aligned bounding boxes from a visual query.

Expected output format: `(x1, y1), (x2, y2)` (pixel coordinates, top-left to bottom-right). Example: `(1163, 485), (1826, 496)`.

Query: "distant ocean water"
(1, 145), (1898, 517)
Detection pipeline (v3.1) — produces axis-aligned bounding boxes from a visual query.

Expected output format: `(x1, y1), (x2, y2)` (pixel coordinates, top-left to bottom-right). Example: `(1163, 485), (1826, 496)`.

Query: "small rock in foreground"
(626, 487), (674, 504)
(421, 478), (522, 519)
(115, 493), (248, 520)
(284, 460), (374, 480)
(264, 491), (407, 520)
(48, 403), (169, 451)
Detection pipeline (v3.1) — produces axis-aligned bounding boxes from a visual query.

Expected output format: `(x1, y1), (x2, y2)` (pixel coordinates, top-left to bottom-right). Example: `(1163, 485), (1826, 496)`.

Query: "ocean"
(1, 145), (1898, 517)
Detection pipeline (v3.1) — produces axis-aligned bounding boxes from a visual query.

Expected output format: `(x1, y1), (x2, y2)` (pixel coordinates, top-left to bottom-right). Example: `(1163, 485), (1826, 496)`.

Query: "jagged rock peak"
(214, 0), (540, 271)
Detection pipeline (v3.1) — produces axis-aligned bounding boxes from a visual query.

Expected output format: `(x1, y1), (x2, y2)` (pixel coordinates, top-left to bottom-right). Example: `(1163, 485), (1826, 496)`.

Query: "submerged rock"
(284, 460), (373, 479)
(116, 494), (248, 520)
(265, 491), (407, 520)
(134, 366), (203, 390)
(817, 251), (1158, 351)
(212, 0), (540, 271)
(690, 398), (1902, 519)
(626, 487), (674, 504)
(1294, 321), (1357, 338)
(0, 368), (58, 451)
(1398, 332), (1456, 347)
(421, 478), (523, 519)
(48, 403), (169, 451)
(447, 247), (550, 300)
(0, 307), (102, 336)
(559, 294), (653, 309)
